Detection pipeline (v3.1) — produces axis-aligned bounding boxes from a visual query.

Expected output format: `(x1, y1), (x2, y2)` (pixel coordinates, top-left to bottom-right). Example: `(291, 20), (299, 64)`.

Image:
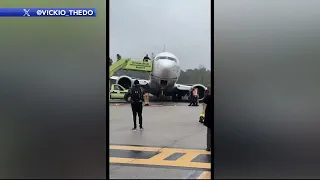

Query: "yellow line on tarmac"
(148, 150), (174, 161)
(109, 157), (211, 169)
(110, 145), (211, 154)
(197, 171), (211, 179)
(176, 152), (200, 162)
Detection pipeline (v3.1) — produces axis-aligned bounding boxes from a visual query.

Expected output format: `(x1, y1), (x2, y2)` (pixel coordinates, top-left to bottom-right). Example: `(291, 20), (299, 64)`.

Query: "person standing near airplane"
(143, 54), (150, 62)
(143, 83), (150, 106)
(109, 57), (113, 66)
(127, 80), (144, 131)
(188, 88), (199, 106)
(194, 88), (199, 106)
(117, 54), (122, 61)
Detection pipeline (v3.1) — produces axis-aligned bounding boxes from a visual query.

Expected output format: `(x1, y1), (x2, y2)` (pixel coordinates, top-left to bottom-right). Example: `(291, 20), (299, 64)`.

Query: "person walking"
(203, 85), (212, 151)
(128, 80), (144, 131)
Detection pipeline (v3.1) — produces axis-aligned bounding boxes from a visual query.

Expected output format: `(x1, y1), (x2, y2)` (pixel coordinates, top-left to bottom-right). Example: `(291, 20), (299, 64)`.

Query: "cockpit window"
(168, 57), (176, 62)
(157, 56), (167, 60)
(155, 56), (176, 62)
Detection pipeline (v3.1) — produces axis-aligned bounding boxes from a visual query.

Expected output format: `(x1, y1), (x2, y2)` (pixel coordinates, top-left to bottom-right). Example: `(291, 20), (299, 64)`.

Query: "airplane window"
(156, 56), (167, 60)
(168, 57), (176, 62)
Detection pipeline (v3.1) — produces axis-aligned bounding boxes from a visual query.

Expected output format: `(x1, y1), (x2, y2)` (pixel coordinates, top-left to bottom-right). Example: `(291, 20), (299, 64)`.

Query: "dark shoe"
(140, 126), (144, 130)
(144, 104), (149, 106)
(206, 148), (211, 151)
(188, 104), (192, 106)
(132, 127), (137, 131)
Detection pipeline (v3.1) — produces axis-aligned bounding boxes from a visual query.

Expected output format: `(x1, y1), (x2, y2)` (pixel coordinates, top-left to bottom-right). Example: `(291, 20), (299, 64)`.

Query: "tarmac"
(109, 101), (211, 179)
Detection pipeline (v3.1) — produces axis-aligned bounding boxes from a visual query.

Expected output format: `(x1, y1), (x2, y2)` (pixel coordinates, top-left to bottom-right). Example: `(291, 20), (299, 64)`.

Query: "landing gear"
(159, 90), (165, 102)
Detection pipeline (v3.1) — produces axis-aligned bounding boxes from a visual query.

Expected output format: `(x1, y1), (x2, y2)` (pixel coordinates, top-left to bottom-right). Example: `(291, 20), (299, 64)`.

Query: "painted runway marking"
(197, 171), (211, 179)
(110, 145), (211, 169)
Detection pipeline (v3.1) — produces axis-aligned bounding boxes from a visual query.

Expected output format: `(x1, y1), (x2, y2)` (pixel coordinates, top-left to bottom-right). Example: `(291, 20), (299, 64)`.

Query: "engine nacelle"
(116, 76), (133, 89)
(191, 84), (207, 101)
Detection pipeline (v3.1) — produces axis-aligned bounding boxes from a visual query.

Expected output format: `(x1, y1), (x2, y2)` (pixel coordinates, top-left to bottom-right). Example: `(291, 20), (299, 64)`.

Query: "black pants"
(131, 102), (143, 128)
(189, 95), (198, 105)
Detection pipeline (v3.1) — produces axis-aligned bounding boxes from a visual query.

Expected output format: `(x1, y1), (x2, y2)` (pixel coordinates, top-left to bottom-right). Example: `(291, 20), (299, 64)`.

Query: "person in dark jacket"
(203, 85), (212, 151)
(127, 80), (144, 131)
(143, 54), (150, 62)
(109, 57), (113, 66)
(117, 54), (122, 61)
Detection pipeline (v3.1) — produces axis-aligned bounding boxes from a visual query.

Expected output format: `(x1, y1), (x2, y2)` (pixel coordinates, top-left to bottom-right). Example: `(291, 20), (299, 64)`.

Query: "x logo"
(23, 9), (30, 16)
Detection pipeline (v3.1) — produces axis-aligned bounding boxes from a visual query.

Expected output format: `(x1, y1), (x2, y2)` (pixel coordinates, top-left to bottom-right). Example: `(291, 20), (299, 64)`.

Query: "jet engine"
(116, 76), (133, 89)
(191, 84), (207, 101)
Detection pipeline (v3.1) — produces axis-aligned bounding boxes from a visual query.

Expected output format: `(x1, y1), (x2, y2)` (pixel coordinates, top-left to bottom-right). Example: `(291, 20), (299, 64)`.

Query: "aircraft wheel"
(160, 91), (165, 102)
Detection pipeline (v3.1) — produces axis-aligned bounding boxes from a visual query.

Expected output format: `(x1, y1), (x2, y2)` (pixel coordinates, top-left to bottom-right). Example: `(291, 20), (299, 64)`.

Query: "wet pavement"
(109, 102), (211, 179)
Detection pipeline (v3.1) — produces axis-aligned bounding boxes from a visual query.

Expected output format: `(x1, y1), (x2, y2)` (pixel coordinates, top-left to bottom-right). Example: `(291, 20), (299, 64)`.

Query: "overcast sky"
(109, 0), (211, 70)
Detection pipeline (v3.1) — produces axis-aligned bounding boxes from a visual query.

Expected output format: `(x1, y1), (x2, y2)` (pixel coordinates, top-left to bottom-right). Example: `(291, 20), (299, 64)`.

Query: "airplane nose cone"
(158, 60), (176, 78)
(161, 60), (175, 70)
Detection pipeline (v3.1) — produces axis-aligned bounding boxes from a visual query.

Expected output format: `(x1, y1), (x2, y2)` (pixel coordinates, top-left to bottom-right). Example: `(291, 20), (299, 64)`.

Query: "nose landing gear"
(159, 87), (165, 102)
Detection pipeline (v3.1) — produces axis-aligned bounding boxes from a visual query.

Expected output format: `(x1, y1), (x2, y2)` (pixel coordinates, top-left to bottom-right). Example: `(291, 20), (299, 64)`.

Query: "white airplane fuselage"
(147, 52), (181, 96)
(113, 51), (207, 101)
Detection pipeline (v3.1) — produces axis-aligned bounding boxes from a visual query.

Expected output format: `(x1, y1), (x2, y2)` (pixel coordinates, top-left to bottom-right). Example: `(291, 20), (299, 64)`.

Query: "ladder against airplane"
(122, 59), (152, 72)
(110, 58), (152, 74)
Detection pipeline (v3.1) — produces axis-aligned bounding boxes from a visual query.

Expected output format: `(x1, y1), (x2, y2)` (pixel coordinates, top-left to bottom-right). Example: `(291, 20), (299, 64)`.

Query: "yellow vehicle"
(110, 84), (129, 100)
(109, 58), (152, 102)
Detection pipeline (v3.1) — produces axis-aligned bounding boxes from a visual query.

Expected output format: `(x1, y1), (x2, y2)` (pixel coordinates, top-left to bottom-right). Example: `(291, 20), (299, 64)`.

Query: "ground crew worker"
(203, 84), (212, 151)
(117, 54), (122, 61)
(127, 80), (144, 131)
(143, 54), (150, 62)
(188, 88), (195, 106)
(188, 88), (199, 106)
(109, 57), (113, 66)
(194, 88), (199, 106)
(143, 83), (150, 106)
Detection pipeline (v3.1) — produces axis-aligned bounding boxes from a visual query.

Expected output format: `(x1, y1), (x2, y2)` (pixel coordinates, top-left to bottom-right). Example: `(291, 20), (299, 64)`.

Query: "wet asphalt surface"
(109, 103), (210, 179)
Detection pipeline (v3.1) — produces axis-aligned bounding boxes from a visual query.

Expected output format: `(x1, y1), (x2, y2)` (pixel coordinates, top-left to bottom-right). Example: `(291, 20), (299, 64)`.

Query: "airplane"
(110, 52), (207, 102)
